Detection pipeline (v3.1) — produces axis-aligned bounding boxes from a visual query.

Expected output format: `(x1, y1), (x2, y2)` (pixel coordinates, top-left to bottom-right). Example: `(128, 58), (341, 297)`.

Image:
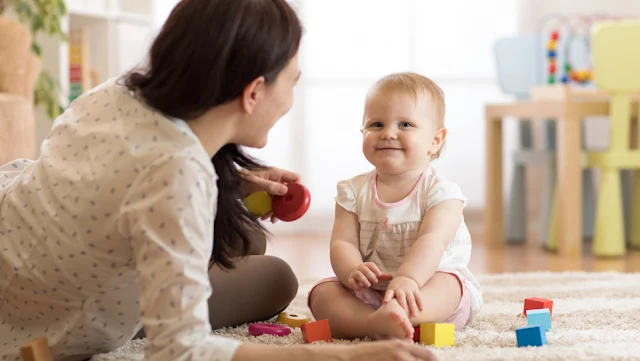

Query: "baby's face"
(361, 91), (443, 175)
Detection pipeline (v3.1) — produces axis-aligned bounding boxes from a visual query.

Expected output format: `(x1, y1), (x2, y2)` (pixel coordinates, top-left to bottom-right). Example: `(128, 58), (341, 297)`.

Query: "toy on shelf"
(248, 323), (292, 337)
(277, 311), (309, 328)
(301, 319), (332, 343)
(538, 12), (635, 86)
(243, 183), (311, 222)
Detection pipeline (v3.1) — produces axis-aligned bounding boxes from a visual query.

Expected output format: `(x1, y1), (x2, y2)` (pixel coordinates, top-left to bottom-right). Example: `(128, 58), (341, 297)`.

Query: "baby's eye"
(367, 122), (384, 128)
(399, 121), (412, 128)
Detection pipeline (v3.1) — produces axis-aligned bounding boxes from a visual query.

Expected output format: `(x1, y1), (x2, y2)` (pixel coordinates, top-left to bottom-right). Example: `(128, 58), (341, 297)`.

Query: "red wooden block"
(301, 319), (332, 343)
(523, 297), (553, 316)
(413, 326), (420, 343)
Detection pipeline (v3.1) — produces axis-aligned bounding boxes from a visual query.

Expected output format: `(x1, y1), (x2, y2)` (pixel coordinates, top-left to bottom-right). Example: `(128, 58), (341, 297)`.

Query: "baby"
(307, 72), (483, 341)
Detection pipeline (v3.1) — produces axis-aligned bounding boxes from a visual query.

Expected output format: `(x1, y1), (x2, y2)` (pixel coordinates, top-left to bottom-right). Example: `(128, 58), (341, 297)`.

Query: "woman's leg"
(207, 221), (298, 329)
(308, 281), (378, 339)
(207, 254), (298, 328)
(135, 222), (298, 338)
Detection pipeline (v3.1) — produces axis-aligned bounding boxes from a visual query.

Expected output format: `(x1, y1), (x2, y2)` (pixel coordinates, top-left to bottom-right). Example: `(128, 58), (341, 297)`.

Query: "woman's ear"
(241, 76), (266, 115)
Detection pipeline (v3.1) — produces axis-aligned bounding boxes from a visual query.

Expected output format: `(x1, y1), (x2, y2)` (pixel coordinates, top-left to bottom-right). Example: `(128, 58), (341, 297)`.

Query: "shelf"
(66, 0), (152, 26)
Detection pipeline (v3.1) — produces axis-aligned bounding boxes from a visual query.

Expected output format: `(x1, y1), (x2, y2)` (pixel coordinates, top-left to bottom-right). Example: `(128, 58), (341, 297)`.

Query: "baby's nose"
(381, 128), (398, 139)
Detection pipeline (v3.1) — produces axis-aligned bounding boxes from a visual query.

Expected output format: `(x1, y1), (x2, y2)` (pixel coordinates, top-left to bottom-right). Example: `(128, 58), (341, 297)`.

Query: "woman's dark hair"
(121, 0), (303, 269)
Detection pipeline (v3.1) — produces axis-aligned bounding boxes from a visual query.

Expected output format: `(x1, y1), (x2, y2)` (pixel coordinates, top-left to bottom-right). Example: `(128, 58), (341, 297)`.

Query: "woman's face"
(238, 52), (301, 148)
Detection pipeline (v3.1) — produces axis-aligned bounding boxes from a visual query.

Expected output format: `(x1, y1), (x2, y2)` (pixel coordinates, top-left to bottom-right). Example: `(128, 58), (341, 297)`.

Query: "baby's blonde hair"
(364, 72), (446, 159)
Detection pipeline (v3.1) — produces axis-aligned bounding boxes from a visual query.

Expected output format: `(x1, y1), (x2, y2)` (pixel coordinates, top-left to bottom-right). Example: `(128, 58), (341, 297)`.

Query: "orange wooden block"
(21, 337), (54, 361)
(523, 297), (554, 316)
(301, 319), (332, 343)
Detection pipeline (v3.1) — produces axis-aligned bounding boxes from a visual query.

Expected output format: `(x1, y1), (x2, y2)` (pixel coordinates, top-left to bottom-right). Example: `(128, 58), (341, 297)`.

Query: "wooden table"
(485, 85), (639, 257)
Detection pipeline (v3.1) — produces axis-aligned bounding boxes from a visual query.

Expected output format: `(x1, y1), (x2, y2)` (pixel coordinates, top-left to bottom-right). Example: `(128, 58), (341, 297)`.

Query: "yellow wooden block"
(420, 323), (455, 347)
(277, 311), (309, 328)
(243, 191), (272, 217)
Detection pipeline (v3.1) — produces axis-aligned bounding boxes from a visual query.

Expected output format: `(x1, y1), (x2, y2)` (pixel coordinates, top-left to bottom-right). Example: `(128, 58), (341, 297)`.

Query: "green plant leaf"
(6, 0), (68, 120)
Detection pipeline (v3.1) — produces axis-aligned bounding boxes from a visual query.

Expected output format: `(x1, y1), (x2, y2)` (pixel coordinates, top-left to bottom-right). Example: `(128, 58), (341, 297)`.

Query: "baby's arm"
(395, 199), (464, 287)
(329, 203), (363, 287)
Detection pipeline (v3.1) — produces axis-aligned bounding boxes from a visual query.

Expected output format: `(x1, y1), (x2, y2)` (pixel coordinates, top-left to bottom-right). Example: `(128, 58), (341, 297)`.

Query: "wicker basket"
(0, 16), (39, 163)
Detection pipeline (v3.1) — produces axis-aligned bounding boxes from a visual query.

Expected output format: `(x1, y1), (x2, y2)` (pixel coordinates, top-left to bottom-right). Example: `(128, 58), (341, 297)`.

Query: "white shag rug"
(91, 272), (640, 361)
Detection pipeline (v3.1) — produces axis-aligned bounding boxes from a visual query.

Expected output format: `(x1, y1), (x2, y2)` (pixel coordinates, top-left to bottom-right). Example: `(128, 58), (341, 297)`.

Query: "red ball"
(551, 31), (559, 40)
(549, 63), (556, 73)
(272, 183), (311, 222)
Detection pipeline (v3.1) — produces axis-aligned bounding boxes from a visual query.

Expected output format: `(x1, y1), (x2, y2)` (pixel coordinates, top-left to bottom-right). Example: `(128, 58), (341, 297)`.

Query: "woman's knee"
(262, 255), (298, 304)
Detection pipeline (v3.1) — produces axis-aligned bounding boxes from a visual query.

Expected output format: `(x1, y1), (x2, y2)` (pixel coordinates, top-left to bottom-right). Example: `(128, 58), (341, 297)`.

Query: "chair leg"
(629, 170), (640, 249)
(593, 169), (626, 257)
(543, 181), (559, 252)
(541, 156), (558, 250)
(582, 168), (596, 239)
(506, 164), (526, 243)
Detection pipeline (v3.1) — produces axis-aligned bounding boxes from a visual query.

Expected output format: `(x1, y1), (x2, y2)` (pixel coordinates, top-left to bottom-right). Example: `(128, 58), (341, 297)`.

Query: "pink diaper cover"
(307, 269), (472, 330)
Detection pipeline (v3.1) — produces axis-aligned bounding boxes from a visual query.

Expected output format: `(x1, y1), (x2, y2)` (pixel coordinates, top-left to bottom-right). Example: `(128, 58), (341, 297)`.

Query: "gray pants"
(136, 224), (298, 337)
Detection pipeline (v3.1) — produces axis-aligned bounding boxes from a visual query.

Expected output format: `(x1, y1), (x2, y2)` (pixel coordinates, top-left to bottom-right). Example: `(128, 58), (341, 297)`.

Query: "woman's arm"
(396, 199), (464, 287)
(329, 203), (363, 286)
(122, 154), (242, 361)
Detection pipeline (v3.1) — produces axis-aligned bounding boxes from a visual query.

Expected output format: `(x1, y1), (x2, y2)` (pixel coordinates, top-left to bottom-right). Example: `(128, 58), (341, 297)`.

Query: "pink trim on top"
(371, 170), (427, 209)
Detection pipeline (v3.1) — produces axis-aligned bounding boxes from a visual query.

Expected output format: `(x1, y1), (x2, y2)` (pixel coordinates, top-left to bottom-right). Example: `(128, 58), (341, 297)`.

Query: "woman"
(0, 0), (436, 360)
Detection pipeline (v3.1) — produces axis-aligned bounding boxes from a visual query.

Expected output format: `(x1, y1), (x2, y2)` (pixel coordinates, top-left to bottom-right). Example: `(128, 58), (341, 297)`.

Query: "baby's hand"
(347, 262), (392, 290)
(383, 276), (424, 317)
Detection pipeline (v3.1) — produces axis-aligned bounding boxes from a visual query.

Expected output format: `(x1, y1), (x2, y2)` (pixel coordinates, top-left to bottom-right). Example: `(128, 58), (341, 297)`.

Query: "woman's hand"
(240, 166), (301, 222)
(233, 339), (438, 361)
(383, 276), (424, 317)
(336, 340), (438, 361)
(347, 262), (392, 290)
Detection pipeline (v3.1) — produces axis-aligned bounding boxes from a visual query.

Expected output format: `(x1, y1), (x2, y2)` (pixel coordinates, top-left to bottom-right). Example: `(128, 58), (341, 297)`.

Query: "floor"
(265, 211), (640, 280)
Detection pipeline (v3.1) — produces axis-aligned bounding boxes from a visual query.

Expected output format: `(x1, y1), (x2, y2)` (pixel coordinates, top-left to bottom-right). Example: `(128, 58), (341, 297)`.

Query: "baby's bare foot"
(366, 300), (414, 340)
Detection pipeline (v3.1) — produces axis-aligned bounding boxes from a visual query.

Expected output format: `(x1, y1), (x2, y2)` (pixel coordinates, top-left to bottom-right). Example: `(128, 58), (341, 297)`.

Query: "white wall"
(32, 0), (639, 234)
(259, 0), (520, 234)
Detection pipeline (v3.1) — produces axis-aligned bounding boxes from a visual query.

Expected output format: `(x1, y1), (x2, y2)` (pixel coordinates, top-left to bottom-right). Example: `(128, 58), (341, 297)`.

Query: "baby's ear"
(428, 127), (447, 155)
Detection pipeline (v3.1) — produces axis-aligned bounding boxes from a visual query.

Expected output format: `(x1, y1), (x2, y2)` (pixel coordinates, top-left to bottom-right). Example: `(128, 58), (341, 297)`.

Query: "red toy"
(301, 319), (332, 343)
(523, 297), (554, 316)
(272, 183), (311, 222)
(248, 323), (292, 337)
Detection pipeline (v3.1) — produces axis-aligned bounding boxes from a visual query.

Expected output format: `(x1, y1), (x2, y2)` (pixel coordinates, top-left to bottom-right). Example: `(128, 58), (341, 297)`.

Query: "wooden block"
(413, 326), (420, 343)
(527, 308), (552, 331)
(301, 319), (332, 343)
(516, 325), (548, 347)
(20, 337), (54, 361)
(419, 323), (454, 347)
(277, 311), (309, 328)
(523, 297), (553, 316)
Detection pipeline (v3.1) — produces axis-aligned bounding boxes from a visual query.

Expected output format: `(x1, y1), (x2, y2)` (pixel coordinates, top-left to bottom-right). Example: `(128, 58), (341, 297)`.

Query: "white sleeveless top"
(335, 166), (483, 320)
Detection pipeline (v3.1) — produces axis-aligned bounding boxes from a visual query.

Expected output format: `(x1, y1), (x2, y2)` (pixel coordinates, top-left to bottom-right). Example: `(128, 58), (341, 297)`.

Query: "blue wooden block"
(527, 308), (552, 331)
(516, 325), (547, 347)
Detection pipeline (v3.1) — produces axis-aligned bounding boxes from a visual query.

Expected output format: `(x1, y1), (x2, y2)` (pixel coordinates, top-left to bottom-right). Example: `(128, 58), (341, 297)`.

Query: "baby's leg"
(308, 280), (378, 339)
(367, 271), (466, 341)
(409, 271), (465, 327)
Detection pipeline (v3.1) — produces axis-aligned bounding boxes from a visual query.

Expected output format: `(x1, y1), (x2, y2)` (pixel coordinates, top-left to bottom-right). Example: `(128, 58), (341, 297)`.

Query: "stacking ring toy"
(277, 311), (309, 328)
(248, 323), (291, 337)
(272, 183), (311, 222)
(243, 183), (311, 222)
